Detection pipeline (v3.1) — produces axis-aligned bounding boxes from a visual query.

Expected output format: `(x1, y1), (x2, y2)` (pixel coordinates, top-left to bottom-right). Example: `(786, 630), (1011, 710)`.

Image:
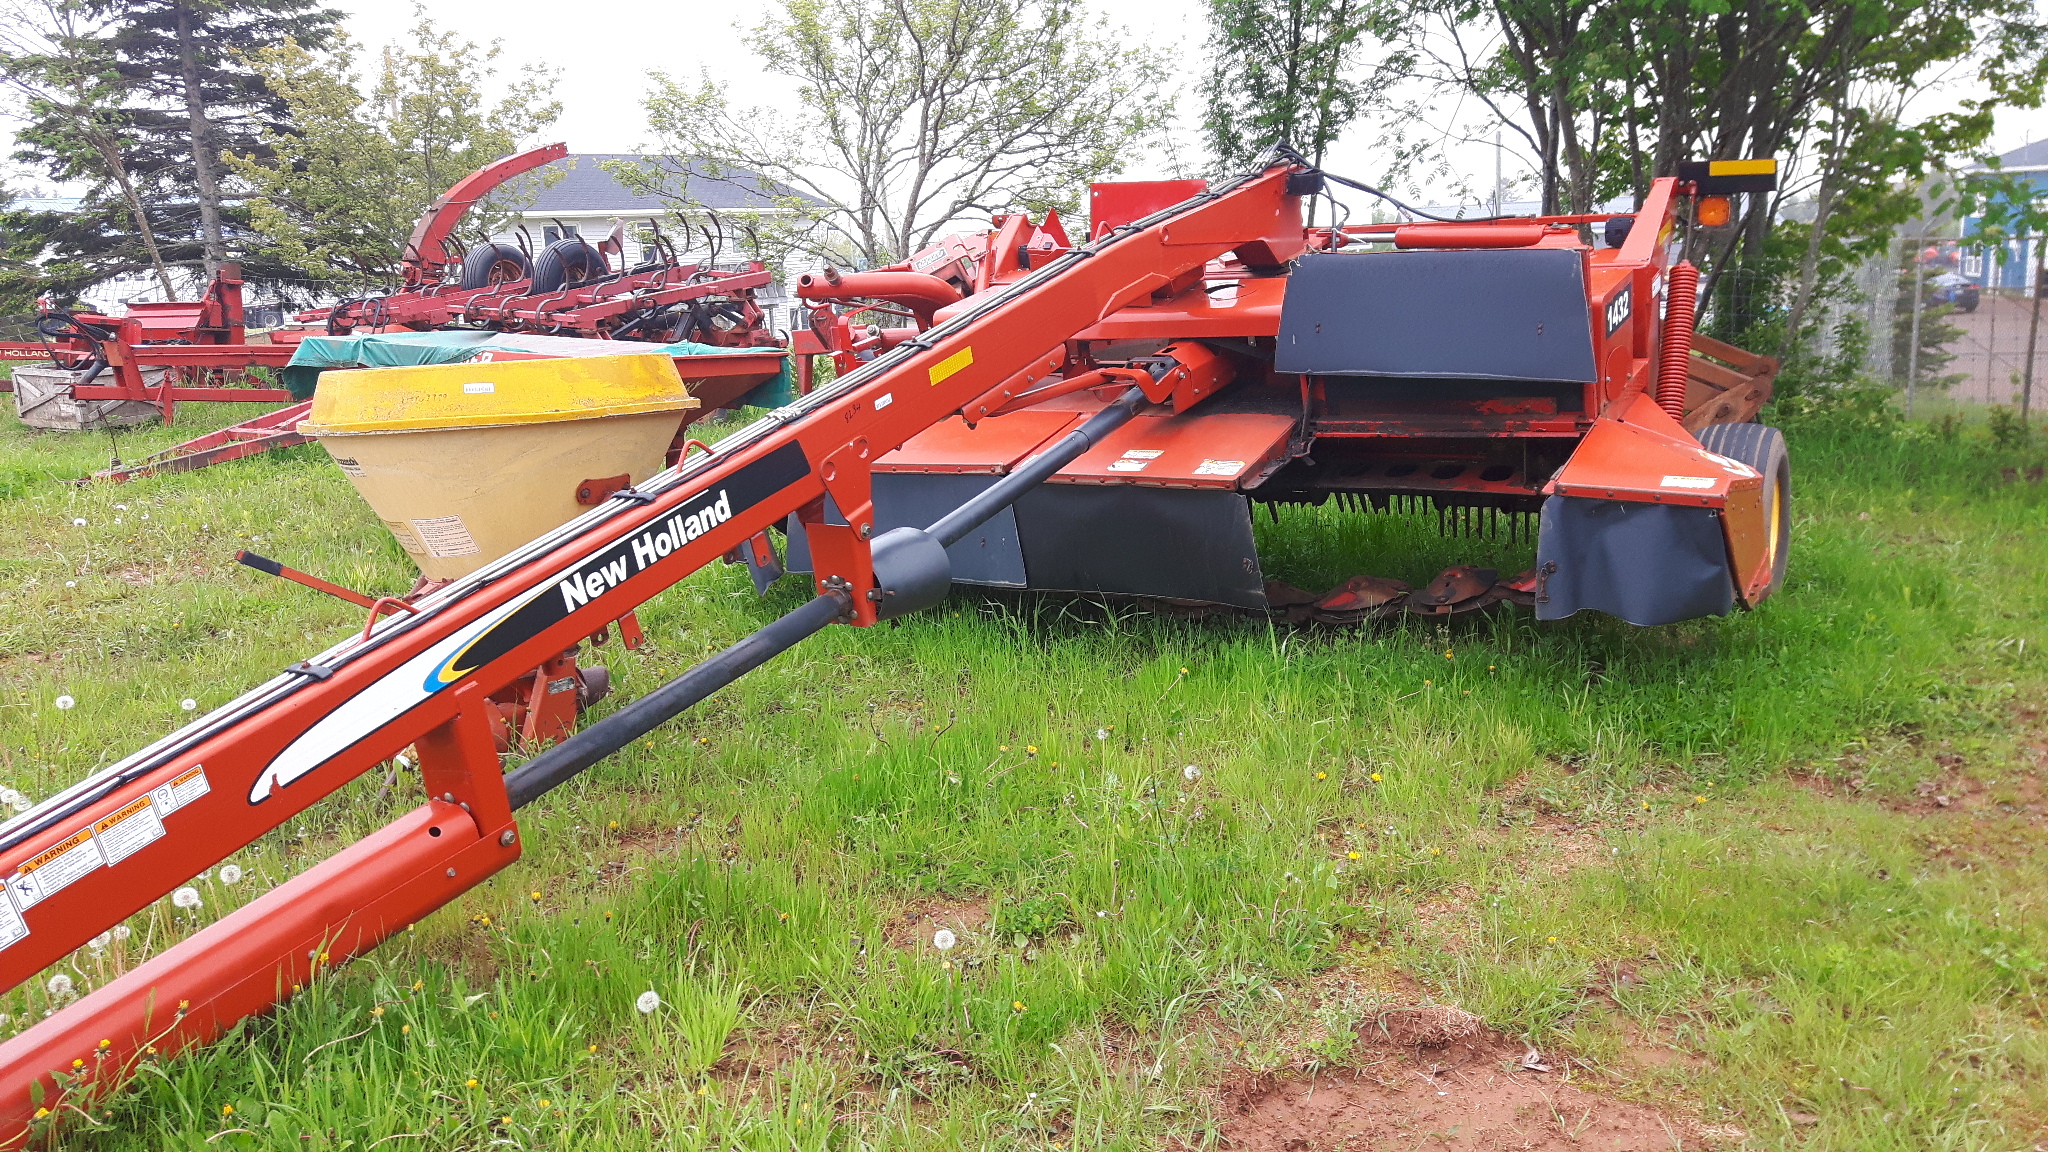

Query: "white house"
(488, 154), (814, 304)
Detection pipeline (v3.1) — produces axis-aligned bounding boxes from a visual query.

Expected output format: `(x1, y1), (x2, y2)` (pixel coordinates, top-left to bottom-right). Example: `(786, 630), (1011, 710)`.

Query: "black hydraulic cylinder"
(927, 385), (1147, 547)
(505, 588), (851, 809)
(503, 384), (1151, 810)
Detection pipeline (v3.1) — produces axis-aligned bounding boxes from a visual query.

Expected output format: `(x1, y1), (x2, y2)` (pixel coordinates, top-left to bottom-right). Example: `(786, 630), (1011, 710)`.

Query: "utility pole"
(1907, 229), (1927, 417)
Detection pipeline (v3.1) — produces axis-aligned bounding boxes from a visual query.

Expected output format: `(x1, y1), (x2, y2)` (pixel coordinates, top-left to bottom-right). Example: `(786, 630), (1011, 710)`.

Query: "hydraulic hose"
(504, 383), (1152, 809)
(1657, 261), (1700, 420)
(505, 588), (853, 808)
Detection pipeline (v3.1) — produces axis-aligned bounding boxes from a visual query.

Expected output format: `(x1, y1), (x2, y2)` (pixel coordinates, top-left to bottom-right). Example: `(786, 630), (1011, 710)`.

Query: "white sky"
(325, 0), (2048, 211)
(14, 0), (2048, 210)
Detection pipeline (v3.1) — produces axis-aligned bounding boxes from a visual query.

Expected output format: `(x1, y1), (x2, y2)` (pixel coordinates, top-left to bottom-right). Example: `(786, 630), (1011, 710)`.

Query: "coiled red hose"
(1656, 261), (1700, 419)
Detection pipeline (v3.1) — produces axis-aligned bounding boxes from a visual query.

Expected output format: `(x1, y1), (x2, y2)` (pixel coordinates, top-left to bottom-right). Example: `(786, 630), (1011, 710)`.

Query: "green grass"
(3, 398), (2048, 1149)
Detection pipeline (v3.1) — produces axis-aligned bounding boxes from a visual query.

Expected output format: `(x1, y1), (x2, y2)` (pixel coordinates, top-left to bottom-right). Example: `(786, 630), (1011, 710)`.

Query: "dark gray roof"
(507, 154), (816, 214)
(1967, 138), (2048, 172)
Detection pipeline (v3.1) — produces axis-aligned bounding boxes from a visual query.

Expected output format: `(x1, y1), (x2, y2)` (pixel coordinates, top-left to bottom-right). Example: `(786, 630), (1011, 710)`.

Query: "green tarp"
(281, 331), (794, 408)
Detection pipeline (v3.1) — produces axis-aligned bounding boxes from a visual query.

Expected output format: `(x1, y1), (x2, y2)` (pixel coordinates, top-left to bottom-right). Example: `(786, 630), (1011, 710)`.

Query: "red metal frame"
(4, 267), (298, 422)
(0, 160), (1777, 1142)
(0, 164), (1307, 1142)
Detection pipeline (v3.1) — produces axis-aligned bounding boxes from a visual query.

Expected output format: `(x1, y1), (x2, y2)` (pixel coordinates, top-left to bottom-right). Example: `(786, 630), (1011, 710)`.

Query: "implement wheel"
(1696, 422), (1791, 602)
(458, 241), (532, 289)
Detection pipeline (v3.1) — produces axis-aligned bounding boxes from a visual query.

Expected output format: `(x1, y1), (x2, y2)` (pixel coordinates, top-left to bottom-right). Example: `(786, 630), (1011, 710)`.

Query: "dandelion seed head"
(71, 518), (85, 527)
(87, 932), (109, 952)
(1095, 728), (1109, 741)
(1182, 764), (1201, 782)
(172, 886), (201, 909)
(219, 865), (243, 885)
(46, 974), (72, 998)
(932, 928), (957, 951)
(54, 695), (75, 710)
(635, 990), (661, 1014)
(64, 581), (75, 588)
(181, 699), (197, 711)
(111, 925), (130, 941)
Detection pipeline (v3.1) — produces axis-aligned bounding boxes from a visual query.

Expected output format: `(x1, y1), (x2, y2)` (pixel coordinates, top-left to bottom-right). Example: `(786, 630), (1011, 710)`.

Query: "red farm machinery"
(0, 150), (1786, 1142)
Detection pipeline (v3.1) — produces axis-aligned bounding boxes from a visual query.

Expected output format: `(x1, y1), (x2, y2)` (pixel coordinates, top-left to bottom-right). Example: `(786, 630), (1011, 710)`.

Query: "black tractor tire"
(1695, 421), (1791, 602)
(529, 238), (607, 293)
(457, 241), (531, 289)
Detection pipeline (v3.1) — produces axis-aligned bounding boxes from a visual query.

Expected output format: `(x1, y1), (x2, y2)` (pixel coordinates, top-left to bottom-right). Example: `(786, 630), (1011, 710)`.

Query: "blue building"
(1961, 139), (2048, 290)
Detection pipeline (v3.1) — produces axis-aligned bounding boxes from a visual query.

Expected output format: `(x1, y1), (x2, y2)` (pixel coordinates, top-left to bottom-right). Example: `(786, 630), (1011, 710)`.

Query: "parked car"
(1930, 272), (1980, 312)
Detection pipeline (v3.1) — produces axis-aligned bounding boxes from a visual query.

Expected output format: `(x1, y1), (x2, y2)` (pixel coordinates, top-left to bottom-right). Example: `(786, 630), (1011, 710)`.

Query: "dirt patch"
(1209, 1023), (1729, 1151)
(881, 899), (990, 952)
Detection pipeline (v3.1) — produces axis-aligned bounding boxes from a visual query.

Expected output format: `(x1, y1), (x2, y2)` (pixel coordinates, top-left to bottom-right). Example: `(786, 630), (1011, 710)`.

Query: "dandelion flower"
(1315, 771), (1328, 780)
(33, 1108), (47, 1119)
(219, 865), (243, 885)
(401, 1024), (411, 1035)
(1347, 851), (1361, 860)
(1444, 649), (1454, 659)
(1183, 764), (1201, 782)
(1422, 679), (1432, 687)
(932, 928), (957, 951)
(530, 891), (542, 902)
(636, 990), (661, 1014)
(587, 1044), (597, 1054)
(47, 974), (73, 998)
(172, 887), (201, 909)
(1012, 1000), (1027, 1012)
(466, 1078), (479, 1088)
(539, 1099), (551, 1108)
(1370, 772), (1383, 783)
(1547, 936), (1558, 943)
(181, 699), (197, 712)
(1694, 795), (1706, 804)
(221, 1104), (233, 1117)
(54, 695), (75, 711)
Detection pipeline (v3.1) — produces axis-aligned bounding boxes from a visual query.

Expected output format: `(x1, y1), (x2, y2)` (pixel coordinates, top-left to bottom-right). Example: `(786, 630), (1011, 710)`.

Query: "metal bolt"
(445, 868), (457, 878)
(499, 830), (516, 846)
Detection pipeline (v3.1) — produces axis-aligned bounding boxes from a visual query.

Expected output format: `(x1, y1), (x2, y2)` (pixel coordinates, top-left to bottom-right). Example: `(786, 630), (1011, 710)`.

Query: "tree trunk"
(173, 0), (226, 280)
(1784, 170), (1838, 364)
(90, 131), (176, 299)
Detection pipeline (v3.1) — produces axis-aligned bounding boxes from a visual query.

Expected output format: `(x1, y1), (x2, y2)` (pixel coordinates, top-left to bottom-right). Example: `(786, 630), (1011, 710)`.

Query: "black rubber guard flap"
(1276, 249), (1598, 383)
(1534, 495), (1734, 626)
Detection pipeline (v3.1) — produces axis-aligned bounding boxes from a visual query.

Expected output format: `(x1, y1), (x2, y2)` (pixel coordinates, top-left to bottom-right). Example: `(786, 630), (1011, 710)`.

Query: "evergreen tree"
(93, 0), (343, 279)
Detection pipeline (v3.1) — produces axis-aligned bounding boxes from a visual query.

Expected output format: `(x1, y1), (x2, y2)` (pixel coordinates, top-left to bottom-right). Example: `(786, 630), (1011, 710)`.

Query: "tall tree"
(634, 0), (1163, 268)
(1202, 0), (1403, 175)
(230, 13), (560, 290)
(91, 0), (341, 279)
(0, 0), (175, 297)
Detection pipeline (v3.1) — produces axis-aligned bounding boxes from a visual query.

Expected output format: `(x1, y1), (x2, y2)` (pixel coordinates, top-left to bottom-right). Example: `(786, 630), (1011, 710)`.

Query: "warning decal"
(1193, 459), (1245, 477)
(410, 515), (482, 558)
(93, 795), (166, 865)
(151, 765), (211, 817)
(10, 828), (104, 910)
(383, 520), (427, 556)
(0, 890), (26, 951)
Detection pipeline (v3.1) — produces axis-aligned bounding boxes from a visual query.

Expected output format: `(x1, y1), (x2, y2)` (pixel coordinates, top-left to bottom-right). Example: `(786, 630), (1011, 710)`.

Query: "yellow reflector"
(1708, 159), (1776, 177)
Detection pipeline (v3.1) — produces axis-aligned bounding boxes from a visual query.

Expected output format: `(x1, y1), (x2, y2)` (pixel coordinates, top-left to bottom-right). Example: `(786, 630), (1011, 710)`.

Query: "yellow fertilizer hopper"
(301, 354), (701, 580)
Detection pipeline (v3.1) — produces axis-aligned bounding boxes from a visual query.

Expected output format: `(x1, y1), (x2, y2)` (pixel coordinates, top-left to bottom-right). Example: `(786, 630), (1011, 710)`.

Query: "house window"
(1963, 252), (1985, 277)
(542, 224), (580, 245)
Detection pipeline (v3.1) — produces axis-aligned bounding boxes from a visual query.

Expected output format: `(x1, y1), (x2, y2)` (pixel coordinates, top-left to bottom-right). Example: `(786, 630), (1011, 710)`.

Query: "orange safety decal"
(9, 829), (104, 910)
(928, 346), (974, 385)
(92, 795), (166, 865)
